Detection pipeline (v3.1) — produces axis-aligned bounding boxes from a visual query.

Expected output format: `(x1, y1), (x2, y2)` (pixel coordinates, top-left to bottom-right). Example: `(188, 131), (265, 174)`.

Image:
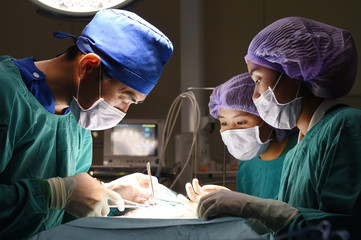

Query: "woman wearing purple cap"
(183, 73), (297, 206)
(198, 17), (361, 239)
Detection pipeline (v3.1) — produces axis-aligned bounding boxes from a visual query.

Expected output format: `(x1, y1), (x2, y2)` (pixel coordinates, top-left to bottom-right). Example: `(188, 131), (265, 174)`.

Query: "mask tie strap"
(99, 65), (102, 98)
(77, 64), (102, 101)
(295, 82), (301, 98)
(76, 77), (81, 100)
(259, 121), (273, 142)
(266, 128), (273, 141)
(272, 71), (284, 91)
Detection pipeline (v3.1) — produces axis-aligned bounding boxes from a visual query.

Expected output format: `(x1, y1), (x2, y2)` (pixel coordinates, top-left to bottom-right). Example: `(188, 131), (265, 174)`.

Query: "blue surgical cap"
(209, 73), (297, 141)
(55, 9), (173, 95)
(245, 17), (357, 99)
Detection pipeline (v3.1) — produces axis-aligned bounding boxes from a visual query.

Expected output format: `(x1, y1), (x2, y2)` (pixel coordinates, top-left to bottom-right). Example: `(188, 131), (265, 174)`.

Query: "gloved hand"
(105, 173), (158, 204)
(185, 178), (230, 204)
(198, 190), (300, 232)
(177, 193), (198, 211)
(47, 173), (124, 217)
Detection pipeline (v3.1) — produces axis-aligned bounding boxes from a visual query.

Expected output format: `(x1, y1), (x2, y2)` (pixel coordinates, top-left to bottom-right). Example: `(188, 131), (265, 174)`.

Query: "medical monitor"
(103, 119), (164, 167)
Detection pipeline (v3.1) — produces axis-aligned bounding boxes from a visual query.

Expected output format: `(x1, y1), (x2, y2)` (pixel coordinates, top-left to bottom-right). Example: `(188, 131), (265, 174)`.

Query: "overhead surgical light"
(30, 0), (141, 18)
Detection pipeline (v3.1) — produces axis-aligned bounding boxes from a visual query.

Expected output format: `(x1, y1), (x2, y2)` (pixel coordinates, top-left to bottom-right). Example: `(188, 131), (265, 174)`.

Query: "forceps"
(147, 162), (155, 206)
(109, 199), (150, 209)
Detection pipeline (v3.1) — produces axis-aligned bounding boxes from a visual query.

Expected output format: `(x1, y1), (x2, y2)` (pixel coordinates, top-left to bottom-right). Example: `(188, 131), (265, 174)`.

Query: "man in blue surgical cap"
(0, 9), (173, 239)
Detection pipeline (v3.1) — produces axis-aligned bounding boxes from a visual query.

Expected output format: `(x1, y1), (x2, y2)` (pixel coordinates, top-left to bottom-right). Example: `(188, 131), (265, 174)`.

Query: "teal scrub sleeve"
(39, 179), (51, 206)
(74, 133), (93, 174)
(61, 129), (93, 225)
(0, 179), (49, 239)
(277, 108), (361, 238)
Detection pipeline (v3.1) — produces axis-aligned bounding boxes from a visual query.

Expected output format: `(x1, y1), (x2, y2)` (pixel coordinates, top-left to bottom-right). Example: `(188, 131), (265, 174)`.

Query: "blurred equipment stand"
(165, 87), (237, 194)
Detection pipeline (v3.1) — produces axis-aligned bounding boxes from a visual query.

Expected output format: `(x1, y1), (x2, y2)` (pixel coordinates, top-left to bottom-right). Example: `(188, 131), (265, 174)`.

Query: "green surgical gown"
(236, 132), (297, 199)
(0, 56), (93, 239)
(277, 106), (361, 239)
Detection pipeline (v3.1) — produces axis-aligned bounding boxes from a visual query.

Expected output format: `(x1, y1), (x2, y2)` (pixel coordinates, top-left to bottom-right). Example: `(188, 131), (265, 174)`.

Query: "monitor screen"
(111, 123), (158, 156)
(103, 119), (164, 167)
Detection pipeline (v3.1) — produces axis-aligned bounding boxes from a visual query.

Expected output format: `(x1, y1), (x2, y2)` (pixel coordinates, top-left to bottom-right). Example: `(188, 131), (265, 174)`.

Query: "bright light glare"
(36, 0), (130, 14)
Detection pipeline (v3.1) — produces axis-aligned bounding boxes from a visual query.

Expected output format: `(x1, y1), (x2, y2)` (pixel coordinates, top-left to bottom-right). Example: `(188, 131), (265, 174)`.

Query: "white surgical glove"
(47, 173), (124, 217)
(177, 194), (198, 211)
(198, 190), (300, 232)
(185, 178), (230, 204)
(105, 173), (159, 204)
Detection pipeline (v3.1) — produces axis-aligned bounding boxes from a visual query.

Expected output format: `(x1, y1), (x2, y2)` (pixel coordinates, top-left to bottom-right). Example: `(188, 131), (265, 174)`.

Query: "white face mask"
(253, 72), (302, 130)
(70, 69), (126, 130)
(221, 126), (271, 161)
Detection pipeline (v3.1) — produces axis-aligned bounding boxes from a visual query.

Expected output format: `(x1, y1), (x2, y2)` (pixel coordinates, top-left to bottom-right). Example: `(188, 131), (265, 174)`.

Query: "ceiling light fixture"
(30, 0), (141, 18)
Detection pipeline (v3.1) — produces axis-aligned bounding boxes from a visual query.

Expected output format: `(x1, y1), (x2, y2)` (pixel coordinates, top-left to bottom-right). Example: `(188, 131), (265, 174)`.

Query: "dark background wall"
(2, 1), (360, 189)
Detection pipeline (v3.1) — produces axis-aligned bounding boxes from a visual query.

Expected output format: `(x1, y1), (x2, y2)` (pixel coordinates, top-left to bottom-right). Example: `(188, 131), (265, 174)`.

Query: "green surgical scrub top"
(236, 132), (298, 199)
(0, 56), (92, 239)
(277, 106), (361, 239)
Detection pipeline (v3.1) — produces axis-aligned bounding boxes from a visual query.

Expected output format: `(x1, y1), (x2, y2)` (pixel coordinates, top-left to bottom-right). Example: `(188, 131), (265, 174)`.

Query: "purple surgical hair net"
(245, 17), (358, 99)
(209, 73), (258, 119)
(209, 73), (296, 141)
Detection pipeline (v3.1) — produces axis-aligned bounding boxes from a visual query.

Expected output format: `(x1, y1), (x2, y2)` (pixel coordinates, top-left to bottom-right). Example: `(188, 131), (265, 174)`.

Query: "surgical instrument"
(110, 199), (151, 209)
(147, 161), (155, 205)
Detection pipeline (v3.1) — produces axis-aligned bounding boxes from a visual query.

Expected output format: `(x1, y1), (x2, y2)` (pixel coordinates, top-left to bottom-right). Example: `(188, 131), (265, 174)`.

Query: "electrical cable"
(156, 91), (200, 190)
(169, 91), (200, 189)
(156, 94), (184, 175)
